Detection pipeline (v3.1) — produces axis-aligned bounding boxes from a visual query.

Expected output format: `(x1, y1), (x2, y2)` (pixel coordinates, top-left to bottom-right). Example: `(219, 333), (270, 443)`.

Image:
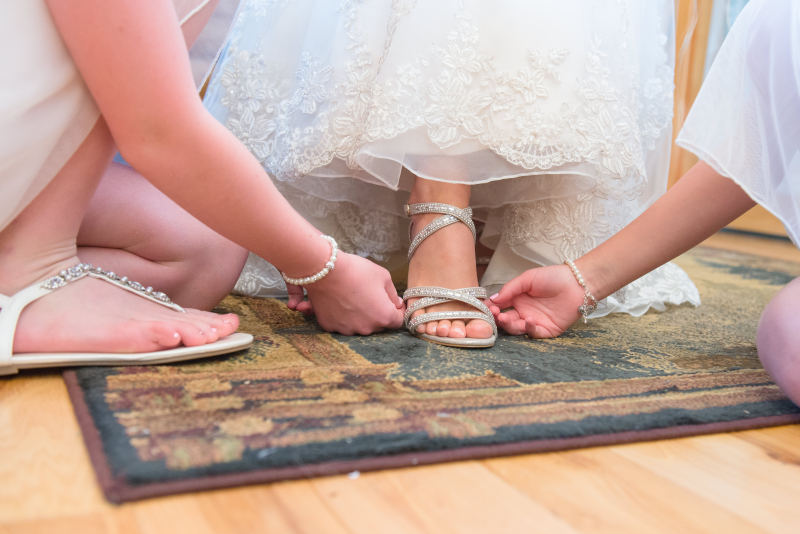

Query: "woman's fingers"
(286, 283), (306, 309)
(489, 272), (534, 307)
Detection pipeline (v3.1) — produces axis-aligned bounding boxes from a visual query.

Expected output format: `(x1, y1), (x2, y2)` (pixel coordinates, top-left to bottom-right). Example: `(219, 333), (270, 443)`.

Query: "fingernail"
(489, 293), (499, 301)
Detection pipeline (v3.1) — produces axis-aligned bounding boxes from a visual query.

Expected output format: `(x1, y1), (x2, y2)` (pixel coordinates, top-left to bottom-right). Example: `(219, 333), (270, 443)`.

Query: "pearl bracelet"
(564, 259), (598, 324)
(281, 235), (339, 286)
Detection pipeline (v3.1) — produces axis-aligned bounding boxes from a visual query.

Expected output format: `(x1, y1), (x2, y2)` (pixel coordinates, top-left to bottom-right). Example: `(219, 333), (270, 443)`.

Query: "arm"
(45, 0), (403, 333)
(46, 0), (329, 276)
(489, 161), (757, 337)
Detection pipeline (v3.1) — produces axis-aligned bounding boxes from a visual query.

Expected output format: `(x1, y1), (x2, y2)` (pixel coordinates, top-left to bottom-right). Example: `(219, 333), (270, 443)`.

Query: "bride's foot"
(407, 212), (494, 340)
(6, 260), (239, 355)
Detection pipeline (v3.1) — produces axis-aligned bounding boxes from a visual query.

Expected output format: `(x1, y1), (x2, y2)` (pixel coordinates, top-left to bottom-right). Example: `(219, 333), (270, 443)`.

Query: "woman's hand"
(488, 264), (585, 338)
(286, 283), (312, 314)
(301, 252), (404, 335)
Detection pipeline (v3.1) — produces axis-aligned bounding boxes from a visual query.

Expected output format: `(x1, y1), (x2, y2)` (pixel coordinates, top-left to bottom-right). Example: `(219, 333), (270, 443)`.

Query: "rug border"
(63, 370), (800, 504)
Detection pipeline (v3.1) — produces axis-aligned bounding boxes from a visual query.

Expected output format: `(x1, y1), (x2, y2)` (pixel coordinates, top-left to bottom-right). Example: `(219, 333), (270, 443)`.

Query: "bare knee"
(168, 230), (248, 309)
(757, 278), (800, 406)
(78, 163), (248, 310)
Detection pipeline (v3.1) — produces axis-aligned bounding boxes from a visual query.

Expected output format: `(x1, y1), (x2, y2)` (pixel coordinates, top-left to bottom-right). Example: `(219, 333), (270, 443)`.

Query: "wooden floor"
(2, 232), (800, 534)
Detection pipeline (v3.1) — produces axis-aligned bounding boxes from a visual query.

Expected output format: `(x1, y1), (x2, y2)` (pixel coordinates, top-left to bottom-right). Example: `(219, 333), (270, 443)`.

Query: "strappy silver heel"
(402, 203), (497, 348)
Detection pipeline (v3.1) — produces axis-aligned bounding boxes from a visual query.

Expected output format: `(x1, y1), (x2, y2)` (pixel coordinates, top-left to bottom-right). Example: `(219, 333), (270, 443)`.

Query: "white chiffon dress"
(205, 0), (701, 317)
(677, 0), (800, 246)
(0, 0), (224, 232)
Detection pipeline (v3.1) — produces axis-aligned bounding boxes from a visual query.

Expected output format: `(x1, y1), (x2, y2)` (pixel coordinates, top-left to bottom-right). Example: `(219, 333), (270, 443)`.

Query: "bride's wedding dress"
(204, 0), (700, 317)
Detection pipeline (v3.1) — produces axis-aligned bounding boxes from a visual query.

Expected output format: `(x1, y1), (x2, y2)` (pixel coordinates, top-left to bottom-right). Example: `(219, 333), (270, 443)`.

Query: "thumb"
(384, 277), (403, 308)
(490, 271), (534, 306)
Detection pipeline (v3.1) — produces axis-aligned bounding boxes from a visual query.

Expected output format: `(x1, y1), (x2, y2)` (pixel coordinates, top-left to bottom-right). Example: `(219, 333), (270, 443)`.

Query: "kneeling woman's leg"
(78, 161), (248, 310)
(757, 276), (800, 406)
(0, 119), (240, 356)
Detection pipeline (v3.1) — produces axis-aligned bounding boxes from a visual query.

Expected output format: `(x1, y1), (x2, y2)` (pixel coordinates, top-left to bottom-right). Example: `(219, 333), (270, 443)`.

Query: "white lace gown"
(677, 0), (800, 246)
(205, 0), (700, 316)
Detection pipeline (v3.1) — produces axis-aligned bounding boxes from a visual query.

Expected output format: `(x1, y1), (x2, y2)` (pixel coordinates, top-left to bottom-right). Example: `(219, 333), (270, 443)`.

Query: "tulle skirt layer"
(205, 0), (700, 315)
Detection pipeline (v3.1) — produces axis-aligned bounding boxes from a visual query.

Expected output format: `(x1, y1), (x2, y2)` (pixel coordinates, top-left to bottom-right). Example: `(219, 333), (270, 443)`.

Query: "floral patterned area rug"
(65, 246), (800, 503)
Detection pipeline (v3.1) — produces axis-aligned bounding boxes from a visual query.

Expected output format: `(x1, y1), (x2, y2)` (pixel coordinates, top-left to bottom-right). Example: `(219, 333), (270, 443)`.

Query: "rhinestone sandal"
(0, 263), (253, 376)
(402, 203), (497, 348)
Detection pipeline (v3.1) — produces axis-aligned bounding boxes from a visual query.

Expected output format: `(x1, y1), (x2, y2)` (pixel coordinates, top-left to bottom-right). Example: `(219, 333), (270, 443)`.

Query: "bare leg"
(0, 119), (239, 354)
(756, 277), (800, 406)
(407, 177), (493, 339)
(78, 162), (248, 310)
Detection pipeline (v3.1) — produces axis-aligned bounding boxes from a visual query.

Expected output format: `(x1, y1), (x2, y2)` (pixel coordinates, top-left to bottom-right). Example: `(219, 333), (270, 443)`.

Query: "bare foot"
(8, 265), (239, 355)
(407, 213), (494, 340)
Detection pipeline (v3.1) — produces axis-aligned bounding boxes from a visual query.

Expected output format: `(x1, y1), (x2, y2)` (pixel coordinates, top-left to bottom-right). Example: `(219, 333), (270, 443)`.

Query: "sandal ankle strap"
(405, 202), (476, 260)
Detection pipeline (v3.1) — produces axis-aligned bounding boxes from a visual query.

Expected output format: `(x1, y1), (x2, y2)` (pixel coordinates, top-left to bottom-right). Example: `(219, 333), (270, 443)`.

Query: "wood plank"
(312, 462), (581, 534)
(195, 482), (351, 534)
(0, 374), (108, 522)
(734, 425), (800, 463)
(312, 470), (433, 534)
(485, 447), (765, 534)
(613, 430), (800, 534)
(385, 462), (578, 534)
(0, 514), (110, 534)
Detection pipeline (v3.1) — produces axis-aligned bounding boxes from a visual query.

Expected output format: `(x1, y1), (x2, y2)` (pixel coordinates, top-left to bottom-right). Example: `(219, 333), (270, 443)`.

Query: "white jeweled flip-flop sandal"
(402, 203), (497, 348)
(0, 263), (253, 376)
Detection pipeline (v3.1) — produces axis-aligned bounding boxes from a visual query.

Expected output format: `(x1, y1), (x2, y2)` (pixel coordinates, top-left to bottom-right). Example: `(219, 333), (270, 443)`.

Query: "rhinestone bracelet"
(281, 235), (339, 286)
(564, 259), (598, 324)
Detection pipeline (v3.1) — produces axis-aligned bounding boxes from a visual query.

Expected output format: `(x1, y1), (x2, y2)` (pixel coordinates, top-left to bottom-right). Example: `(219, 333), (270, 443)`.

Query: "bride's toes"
(410, 307), (427, 333)
(466, 319), (493, 339)
(425, 320), (439, 336)
(449, 320), (467, 338)
(435, 319), (452, 338)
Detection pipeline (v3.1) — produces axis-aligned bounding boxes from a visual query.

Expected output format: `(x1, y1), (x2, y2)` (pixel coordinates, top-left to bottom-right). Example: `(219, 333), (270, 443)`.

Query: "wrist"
(304, 251), (353, 296)
(564, 259), (598, 323)
(281, 235), (339, 286)
(573, 255), (617, 302)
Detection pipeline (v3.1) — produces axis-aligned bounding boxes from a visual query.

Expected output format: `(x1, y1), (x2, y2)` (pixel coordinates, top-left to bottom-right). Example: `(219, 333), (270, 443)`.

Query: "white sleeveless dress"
(0, 0), (226, 232)
(677, 0), (800, 246)
(205, 0), (700, 316)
